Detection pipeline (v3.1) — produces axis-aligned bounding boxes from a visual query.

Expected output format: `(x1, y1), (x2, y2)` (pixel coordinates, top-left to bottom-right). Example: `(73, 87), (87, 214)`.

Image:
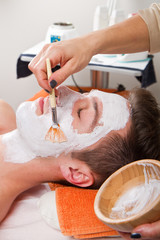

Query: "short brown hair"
(71, 88), (160, 188)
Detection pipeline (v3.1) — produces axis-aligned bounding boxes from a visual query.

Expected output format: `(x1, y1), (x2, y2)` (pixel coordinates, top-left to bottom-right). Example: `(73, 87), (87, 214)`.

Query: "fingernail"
(131, 233), (141, 239)
(50, 80), (57, 89)
(44, 89), (50, 94)
(52, 65), (61, 72)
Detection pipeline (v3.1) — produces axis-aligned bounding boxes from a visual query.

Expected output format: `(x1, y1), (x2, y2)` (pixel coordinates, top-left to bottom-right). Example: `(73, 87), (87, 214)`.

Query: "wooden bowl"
(94, 159), (160, 232)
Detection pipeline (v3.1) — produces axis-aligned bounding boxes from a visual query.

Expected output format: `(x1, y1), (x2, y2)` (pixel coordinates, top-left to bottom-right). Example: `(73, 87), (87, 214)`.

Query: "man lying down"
(0, 86), (159, 237)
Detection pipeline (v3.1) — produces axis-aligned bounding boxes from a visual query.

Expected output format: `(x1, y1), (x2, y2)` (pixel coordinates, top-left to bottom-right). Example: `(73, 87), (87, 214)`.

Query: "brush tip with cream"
(45, 125), (67, 143)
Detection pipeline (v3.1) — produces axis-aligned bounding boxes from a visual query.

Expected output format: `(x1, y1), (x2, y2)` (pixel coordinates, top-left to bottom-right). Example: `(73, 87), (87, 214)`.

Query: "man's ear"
(60, 164), (94, 187)
(68, 167), (94, 187)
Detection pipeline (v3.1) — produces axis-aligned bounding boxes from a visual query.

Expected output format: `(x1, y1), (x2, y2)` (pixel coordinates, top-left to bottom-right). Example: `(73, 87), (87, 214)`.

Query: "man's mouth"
(36, 97), (50, 116)
(39, 98), (44, 114)
(35, 86), (81, 116)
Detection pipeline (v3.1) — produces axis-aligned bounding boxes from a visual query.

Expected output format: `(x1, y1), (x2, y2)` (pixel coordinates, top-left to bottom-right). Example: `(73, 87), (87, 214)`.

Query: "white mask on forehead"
(15, 86), (130, 158)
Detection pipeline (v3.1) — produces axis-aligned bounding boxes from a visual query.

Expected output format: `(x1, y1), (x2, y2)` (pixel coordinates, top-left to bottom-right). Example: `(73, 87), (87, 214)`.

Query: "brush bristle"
(45, 125), (67, 143)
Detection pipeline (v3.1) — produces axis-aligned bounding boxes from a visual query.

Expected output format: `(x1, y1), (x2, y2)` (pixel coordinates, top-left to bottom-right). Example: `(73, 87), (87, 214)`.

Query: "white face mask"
(16, 86), (130, 158)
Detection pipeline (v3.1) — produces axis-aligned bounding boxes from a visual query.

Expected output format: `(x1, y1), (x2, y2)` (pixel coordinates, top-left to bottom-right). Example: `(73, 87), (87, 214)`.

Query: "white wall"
(0, 0), (160, 110)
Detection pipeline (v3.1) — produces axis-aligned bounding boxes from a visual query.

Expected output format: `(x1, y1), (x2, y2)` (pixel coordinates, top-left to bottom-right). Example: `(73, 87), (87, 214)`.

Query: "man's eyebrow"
(90, 98), (99, 131)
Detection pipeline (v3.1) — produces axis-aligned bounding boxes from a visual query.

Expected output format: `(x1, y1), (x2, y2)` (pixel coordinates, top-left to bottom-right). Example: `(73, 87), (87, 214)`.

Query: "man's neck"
(0, 129), (65, 184)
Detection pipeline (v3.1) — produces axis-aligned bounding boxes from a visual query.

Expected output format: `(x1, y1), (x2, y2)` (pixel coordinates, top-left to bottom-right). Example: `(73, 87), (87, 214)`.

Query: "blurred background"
(0, 0), (160, 110)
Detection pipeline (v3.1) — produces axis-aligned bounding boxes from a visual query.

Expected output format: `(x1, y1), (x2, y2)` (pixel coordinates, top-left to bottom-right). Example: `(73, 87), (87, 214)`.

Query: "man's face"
(16, 86), (130, 157)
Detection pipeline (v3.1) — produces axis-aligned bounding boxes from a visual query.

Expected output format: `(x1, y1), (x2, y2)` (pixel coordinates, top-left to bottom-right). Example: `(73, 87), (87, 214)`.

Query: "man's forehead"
(57, 86), (127, 105)
(88, 89), (127, 103)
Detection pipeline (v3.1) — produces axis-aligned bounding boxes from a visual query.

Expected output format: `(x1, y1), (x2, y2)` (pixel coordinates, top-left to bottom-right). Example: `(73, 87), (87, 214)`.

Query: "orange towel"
(28, 89), (48, 101)
(49, 183), (118, 239)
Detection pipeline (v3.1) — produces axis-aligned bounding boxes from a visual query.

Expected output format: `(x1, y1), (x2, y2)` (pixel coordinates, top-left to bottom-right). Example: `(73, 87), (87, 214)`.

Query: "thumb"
(49, 59), (79, 87)
(132, 220), (160, 239)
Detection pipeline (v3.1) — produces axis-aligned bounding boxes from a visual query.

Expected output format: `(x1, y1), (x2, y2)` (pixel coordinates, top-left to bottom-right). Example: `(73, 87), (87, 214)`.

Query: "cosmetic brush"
(45, 58), (67, 143)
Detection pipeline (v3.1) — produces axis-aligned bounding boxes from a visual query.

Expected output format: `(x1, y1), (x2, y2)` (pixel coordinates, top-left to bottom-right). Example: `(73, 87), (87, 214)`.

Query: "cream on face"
(14, 86), (130, 159)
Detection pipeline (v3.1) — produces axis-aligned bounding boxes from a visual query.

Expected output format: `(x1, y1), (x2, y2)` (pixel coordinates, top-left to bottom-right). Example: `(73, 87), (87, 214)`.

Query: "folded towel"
(49, 183), (118, 239)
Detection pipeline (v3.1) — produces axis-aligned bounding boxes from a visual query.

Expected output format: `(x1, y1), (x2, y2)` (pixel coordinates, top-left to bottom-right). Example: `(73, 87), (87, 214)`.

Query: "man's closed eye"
(77, 108), (83, 118)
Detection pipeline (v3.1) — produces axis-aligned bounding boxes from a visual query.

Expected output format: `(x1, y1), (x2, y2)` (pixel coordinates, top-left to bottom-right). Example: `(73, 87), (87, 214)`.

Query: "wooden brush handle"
(46, 58), (56, 108)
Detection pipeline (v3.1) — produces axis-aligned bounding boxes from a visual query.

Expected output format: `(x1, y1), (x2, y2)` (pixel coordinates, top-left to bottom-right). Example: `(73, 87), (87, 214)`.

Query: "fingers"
(131, 220), (160, 239)
(29, 39), (90, 91)
(29, 53), (52, 92)
(29, 59), (67, 92)
(119, 220), (160, 240)
(29, 54), (78, 92)
(29, 42), (72, 91)
(119, 231), (132, 240)
(49, 58), (78, 85)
